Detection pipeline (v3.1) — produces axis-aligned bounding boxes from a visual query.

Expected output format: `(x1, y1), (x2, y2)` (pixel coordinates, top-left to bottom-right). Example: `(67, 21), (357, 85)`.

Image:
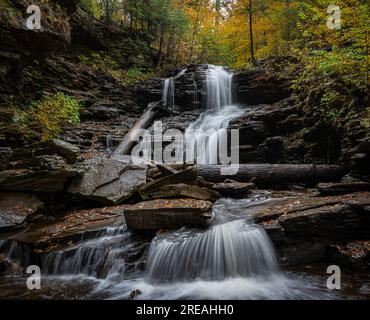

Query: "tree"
(248, 0), (256, 65)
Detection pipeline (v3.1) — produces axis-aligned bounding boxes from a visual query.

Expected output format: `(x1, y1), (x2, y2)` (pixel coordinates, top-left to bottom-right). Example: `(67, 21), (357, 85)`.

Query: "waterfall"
(205, 65), (233, 111)
(187, 65), (245, 164)
(162, 78), (174, 110)
(162, 69), (187, 111)
(40, 226), (146, 280)
(106, 135), (113, 153)
(145, 199), (279, 283)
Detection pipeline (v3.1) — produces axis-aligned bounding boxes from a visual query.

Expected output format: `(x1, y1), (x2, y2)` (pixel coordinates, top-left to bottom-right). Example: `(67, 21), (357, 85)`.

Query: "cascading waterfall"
(0, 65), (345, 300)
(205, 65), (233, 111)
(162, 69), (187, 111)
(187, 65), (245, 164)
(146, 220), (279, 283)
(106, 134), (113, 153)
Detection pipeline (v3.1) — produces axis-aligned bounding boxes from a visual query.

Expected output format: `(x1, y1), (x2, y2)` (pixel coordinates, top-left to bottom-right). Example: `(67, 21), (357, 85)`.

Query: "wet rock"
(254, 192), (370, 267)
(278, 242), (328, 266)
(328, 241), (370, 271)
(233, 120), (270, 145)
(235, 69), (292, 105)
(0, 155), (80, 192)
(140, 183), (220, 202)
(68, 157), (147, 205)
(128, 289), (142, 300)
(0, 192), (44, 231)
(317, 182), (370, 195)
(260, 220), (285, 245)
(276, 114), (304, 134)
(124, 199), (213, 230)
(266, 192), (370, 243)
(139, 167), (197, 200)
(0, 254), (25, 276)
(0, 147), (12, 170)
(11, 139), (81, 164)
(4, 206), (128, 254)
(212, 180), (256, 198)
(84, 103), (121, 120)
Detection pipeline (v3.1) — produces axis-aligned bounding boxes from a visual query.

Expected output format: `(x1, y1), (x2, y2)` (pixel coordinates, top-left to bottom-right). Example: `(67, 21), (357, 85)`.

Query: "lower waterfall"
(0, 197), (342, 300)
(146, 208), (279, 283)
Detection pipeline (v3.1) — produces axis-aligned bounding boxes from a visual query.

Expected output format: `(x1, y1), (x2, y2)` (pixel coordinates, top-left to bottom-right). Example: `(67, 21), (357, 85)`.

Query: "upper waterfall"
(205, 65), (233, 111)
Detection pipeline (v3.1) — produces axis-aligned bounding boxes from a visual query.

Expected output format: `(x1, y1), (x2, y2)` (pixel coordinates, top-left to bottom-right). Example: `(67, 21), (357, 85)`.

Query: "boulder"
(124, 199), (213, 230)
(0, 192), (44, 230)
(212, 180), (256, 198)
(0, 155), (80, 192)
(140, 183), (220, 202)
(0, 254), (25, 276)
(2, 205), (129, 255)
(139, 167), (197, 200)
(328, 241), (370, 271)
(68, 157), (147, 205)
(317, 182), (370, 195)
(11, 139), (80, 164)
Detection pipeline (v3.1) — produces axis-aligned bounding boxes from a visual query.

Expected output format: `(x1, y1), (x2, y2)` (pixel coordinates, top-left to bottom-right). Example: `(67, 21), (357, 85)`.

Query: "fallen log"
(112, 101), (168, 157)
(196, 164), (347, 186)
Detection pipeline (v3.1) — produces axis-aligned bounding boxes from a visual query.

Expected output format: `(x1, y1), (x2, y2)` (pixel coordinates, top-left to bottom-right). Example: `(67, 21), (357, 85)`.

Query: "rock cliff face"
(135, 64), (292, 111)
(0, 0), (154, 158)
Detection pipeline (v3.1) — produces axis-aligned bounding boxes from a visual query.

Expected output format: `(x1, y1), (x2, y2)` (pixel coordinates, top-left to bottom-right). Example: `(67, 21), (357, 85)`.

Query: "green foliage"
(15, 92), (81, 141)
(80, 0), (103, 18)
(292, 0), (369, 129)
(125, 67), (153, 84)
(79, 51), (125, 82)
(361, 108), (370, 128)
(79, 51), (153, 84)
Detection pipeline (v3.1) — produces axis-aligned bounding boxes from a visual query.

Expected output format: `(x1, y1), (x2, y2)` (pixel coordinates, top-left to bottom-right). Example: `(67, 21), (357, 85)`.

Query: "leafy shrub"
(15, 92), (81, 141)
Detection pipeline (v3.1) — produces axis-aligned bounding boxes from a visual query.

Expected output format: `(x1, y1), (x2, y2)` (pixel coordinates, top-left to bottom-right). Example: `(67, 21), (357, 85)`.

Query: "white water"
(145, 200), (279, 283)
(205, 65), (233, 111)
(187, 65), (245, 164)
(0, 198), (346, 300)
(0, 65), (350, 300)
(162, 69), (187, 111)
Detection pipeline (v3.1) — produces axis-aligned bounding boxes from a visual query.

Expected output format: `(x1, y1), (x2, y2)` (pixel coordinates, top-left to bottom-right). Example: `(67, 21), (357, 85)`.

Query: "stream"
(1, 195), (369, 300)
(0, 66), (369, 300)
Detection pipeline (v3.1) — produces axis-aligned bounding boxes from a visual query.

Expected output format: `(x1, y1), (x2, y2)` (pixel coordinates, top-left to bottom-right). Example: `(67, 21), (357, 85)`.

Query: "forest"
(0, 0), (369, 302)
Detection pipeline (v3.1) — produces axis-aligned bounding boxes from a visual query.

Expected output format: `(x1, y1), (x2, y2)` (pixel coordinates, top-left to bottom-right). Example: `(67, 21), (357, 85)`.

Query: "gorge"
(0, 64), (369, 300)
(0, 0), (369, 301)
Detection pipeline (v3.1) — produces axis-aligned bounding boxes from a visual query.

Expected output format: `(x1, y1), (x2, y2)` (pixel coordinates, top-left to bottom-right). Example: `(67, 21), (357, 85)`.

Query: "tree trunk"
(248, 0), (256, 65)
(196, 164), (346, 186)
(284, 0), (290, 41)
(157, 24), (165, 68)
(215, 0), (221, 26)
(112, 102), (167, 157)
(188, 0), (203, 64)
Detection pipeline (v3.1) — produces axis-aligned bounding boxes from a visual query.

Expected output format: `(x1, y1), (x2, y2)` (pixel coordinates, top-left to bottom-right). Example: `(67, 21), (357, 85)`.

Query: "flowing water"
(1, 197), (361, 300)
(187, 65), (245, 164)
(162, 69), (187, 111)
(0, 66), (368, 300)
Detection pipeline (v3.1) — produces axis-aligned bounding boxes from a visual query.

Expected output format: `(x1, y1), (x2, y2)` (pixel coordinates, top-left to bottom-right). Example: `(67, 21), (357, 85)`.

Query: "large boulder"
(11, 139), (80, 164)
(0, 192), (43, 230)
(0, 155), (80, 192)
(124, 199), (213, 230)
(328, 241), (370, 271)
(139, 167), (197, 200)
(68, 157), (147, 205)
